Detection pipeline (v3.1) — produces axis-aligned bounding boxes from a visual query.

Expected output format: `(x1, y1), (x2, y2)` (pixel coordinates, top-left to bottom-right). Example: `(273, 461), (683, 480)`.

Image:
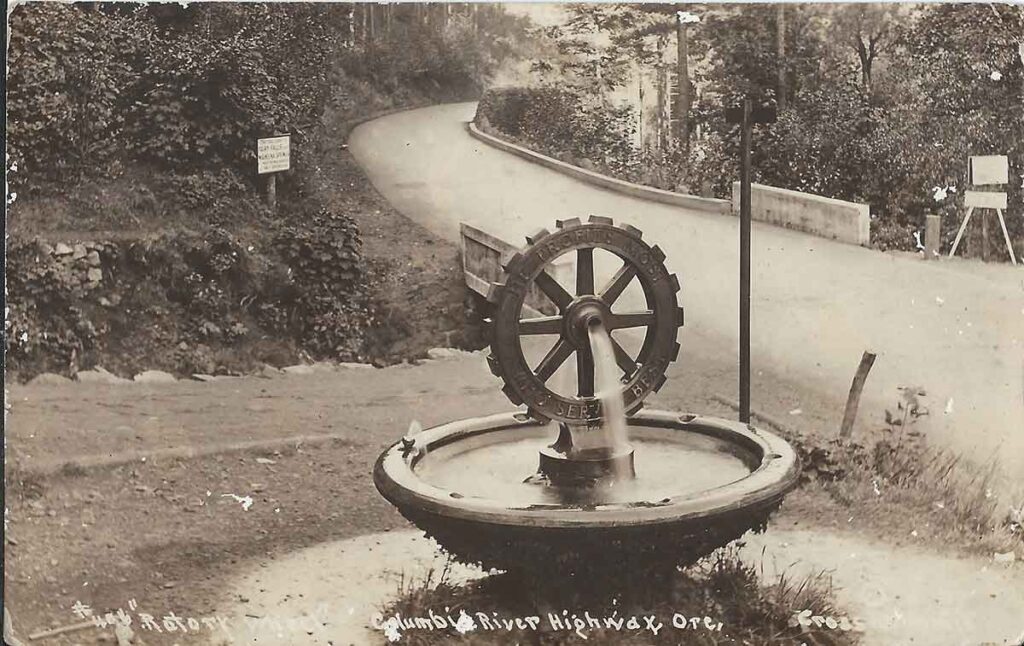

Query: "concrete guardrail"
(467, 122), (731, 215)
(466, 121), (870, 246)
(731, 181), (871, 246)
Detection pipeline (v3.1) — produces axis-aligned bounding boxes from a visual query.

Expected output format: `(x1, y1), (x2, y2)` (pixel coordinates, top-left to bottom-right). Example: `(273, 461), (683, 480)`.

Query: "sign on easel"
(257, 134), (290, 209)
(949, 155), (1015, 265)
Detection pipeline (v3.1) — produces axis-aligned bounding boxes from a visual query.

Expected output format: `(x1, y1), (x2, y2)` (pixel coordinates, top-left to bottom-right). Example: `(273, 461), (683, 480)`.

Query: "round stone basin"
(415, 427), (755, 507)
(376, 410), (800, 527)
(375, 410), (799, 575)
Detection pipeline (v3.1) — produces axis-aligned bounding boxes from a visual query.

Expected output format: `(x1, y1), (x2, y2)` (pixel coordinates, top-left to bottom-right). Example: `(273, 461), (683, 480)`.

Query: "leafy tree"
(828, 3), (902, 90)
(6, 4), (152, 186)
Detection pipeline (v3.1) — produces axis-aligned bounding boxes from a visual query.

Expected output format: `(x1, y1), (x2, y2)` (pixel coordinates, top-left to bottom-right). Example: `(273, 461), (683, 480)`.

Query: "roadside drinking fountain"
(374, 217), (800, 575)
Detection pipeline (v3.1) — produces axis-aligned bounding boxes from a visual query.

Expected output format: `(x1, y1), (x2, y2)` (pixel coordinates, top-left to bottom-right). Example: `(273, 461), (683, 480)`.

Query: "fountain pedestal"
(537, 443), (636, 486)
(374, 217), (801, 575)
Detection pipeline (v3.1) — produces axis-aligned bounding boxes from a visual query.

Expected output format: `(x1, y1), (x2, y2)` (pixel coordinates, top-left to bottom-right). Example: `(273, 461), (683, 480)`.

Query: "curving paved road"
(350, 102), (1024, 477)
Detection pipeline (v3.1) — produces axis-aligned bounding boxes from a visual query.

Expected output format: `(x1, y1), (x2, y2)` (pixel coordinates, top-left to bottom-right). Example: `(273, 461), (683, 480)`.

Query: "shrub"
(476, 86), (641, 178)
(6, 4), (151, 191)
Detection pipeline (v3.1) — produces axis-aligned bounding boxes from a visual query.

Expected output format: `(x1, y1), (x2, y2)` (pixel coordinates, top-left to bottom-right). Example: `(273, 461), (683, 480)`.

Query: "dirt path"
(6, 356), (1023, 645)
(215, 531), (483, 645)
(213, 527), (1024, 646)
(349, 102), (1024, 478)
(0, 351), (785, 645)
(742, 528), (1024, 646)
(5, 332), (830, 478)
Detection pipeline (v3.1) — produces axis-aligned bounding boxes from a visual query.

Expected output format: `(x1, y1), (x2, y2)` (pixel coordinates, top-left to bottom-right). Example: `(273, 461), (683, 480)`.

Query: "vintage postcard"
(4, 3), (1023, 645)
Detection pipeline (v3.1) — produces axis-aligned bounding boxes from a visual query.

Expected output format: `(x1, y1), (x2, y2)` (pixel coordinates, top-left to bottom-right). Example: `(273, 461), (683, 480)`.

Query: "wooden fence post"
(924, 213), (941, 260)
(839, 351), (877, 440)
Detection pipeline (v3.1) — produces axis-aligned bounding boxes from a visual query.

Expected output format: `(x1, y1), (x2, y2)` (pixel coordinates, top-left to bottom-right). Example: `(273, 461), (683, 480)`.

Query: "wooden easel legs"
(948, 206), (974, 259)
(948, 206), (1017, 265)
(995, 209), (1017, 265)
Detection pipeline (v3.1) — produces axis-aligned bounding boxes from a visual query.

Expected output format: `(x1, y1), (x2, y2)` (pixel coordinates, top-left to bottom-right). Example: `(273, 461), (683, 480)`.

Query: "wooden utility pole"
(725, 101), (777, 424)
(739, 98), (752, 422)
(776, 4), (787, 110)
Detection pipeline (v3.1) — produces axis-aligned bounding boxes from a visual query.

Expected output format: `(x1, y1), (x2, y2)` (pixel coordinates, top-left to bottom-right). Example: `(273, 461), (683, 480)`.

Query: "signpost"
(257, 134), (290, 210)
(949, 155), (1015, 265)
(726, 99), (776, 424)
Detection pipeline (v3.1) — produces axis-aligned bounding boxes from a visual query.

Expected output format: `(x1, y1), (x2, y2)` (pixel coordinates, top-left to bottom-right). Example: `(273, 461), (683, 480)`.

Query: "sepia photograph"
(3, 2), (1024, 645)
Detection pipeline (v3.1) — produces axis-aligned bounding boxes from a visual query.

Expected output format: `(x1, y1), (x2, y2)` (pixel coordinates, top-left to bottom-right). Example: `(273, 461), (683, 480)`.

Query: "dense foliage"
(483, 3), (1023, 255)
(477, 87), (640, 176)
(5, 208), (372, 378)
(6, 3), (531, 198)
(6, 3), (532, 378)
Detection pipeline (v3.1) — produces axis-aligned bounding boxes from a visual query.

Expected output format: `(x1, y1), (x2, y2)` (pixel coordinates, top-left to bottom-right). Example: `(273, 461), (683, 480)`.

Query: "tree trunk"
(364, 3), (372, 46)
(368, 3), (375, 45)
(656, 62), (666, 152)
(675, 18), (690, 149)
(777, 4), (787, 110)
(856, 38), (874, 89)
(348, 4), (355, 47)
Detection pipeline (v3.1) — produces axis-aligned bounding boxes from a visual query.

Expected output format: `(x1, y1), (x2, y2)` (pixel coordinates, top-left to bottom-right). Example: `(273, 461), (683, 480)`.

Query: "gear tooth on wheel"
(501, 252), (523, 271)
(527, 408), (550, 423)
(653, 374), (668, 393)
(526, 228), (551, 245)
(676, 306), (685, 326)
(484, 218), (681, 426)
(502, 384), (523, 406)
(620, 223), (643, 239)
(485, 281), (505, 304)
(486, 351), (502, 377)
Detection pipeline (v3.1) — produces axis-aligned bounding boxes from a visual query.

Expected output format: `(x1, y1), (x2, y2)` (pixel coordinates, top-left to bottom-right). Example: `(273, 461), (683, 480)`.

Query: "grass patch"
(784, 388), (1023, 557)
(805, 443), (1023, 557)
(377, 546), (859, 645)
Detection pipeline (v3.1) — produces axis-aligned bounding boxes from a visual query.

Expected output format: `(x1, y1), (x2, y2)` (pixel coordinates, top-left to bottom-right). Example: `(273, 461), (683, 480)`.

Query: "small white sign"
(258, 135), (290, 174)
(969, 155), (1008, 186)
(964, 190), (1008, 209)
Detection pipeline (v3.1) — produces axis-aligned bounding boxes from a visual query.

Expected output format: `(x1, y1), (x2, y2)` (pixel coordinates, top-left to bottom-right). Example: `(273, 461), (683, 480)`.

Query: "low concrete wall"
(732, 182), (871, 246)
(468, 121), (731, 215)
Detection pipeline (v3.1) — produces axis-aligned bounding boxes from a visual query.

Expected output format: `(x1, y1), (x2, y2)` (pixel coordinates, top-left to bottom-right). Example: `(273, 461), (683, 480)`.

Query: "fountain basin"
(374, 410), (800, 573)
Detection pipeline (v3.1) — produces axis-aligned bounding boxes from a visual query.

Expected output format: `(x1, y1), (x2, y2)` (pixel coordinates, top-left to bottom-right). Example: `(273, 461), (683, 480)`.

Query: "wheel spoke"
(610, 337), (638, 377)
(577, 348), (595, 397)
(519, 315), (563, 335)
(535, 271), (573, 312)
(608, 310), (656, 330)
(576, 248), (595, 295)
(599, 262), (636, 306)
(534, 339), (574, 383)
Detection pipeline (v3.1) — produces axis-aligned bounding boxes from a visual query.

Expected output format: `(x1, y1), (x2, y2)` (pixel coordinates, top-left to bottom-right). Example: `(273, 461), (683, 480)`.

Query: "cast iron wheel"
(485, 216), (685, 425)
